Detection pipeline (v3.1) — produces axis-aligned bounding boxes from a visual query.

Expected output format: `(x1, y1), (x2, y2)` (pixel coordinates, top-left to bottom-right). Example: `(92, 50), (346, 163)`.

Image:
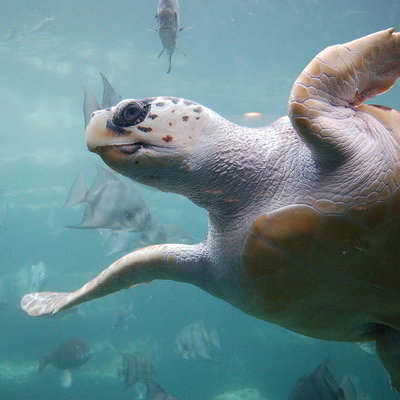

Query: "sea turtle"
(21, 28), (400, 390)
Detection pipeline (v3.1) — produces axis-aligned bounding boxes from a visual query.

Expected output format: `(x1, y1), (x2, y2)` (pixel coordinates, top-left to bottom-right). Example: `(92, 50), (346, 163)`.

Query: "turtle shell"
(242, 191), (400, 342)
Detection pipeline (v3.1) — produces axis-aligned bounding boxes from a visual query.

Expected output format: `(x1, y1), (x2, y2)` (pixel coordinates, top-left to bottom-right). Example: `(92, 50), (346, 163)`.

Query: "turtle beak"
(85, 108), (141, 174)
(85, 109), (113, 152)
(86, 108), (137, 152)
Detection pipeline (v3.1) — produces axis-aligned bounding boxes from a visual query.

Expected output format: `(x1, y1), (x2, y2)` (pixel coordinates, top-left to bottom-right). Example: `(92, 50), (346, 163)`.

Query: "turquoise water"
(1, 0), (400, 399)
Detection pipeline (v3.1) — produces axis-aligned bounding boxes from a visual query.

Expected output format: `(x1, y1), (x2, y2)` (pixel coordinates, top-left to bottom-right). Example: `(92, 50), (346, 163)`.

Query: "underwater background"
(1, 0), (400, 399)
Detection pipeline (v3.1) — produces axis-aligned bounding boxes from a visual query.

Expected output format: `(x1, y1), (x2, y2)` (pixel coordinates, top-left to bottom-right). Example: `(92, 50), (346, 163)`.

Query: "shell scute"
(244, 205), (322, 279)
(243, 199), (400, 302)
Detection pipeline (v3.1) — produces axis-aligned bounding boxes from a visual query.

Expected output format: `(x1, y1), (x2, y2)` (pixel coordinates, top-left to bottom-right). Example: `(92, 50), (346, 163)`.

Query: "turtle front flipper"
(375, 326), (400, 392)
(20, 243), (207, 317)
(289, 28), (400, 162)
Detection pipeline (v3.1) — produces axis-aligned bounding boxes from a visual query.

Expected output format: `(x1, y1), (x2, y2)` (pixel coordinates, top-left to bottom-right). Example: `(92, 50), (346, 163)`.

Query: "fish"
(83, 73), (121, 127)
(29, 261), (47, 292)
(155, 0), (184, 73)
(175, 317), (222, 361)
(65, 168), (152, 231)
(120, 352), (154, 391)
(38, 338), (91, 388)
(145, 379), (179, 400)
(25, 17), (54, 36)
(288, 360), (367, 400)
(111, 302), (136, 329)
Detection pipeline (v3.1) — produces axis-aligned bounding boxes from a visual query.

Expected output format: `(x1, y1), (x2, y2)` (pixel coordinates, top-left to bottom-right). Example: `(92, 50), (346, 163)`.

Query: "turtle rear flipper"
(289, 28), (400, 162)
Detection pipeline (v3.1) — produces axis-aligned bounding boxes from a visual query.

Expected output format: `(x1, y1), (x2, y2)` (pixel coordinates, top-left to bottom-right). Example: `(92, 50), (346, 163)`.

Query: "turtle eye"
(112, 101), (149, 127)
(123, 105), (142, 123)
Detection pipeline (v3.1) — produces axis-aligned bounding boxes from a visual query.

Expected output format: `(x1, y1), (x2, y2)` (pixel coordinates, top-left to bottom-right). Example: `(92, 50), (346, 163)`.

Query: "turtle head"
(86, 96), (212, 191)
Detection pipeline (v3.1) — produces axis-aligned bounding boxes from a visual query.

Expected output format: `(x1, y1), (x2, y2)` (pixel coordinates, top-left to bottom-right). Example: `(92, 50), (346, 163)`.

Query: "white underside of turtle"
(21, 28), (400, 391)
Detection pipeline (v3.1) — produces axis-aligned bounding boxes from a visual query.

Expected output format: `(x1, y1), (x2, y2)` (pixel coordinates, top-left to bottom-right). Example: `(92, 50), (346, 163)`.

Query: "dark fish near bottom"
(38, 338), (91, 388)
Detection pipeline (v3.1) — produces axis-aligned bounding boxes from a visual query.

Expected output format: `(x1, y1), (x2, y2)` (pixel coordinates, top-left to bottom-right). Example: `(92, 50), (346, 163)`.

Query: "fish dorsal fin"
(100, 72), (121, 108)
(83, 87), (100, 127)
(65, 173), (88, 207)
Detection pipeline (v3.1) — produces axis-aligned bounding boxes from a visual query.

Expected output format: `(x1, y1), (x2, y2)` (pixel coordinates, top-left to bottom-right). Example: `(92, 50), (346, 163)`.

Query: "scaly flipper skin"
(289, 28), (400, 162)
(21, 243), (207, 316)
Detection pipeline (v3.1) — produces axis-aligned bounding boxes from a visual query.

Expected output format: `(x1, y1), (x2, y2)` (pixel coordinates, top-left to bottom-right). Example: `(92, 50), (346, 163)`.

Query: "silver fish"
(156, 0), (183, 73)
(39, 338), (91, 389)
(83, 73), (121, 127)
(120, 352), (154, 391)
(175, 318), (222, 361)
(145, 379), (179, 400)
(25, 17), (54, 36)
(111, 302), (136, 329)
(65, 168), (151, 231)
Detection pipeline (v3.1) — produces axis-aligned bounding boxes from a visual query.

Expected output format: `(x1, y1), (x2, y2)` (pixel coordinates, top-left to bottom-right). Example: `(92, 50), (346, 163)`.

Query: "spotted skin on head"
(86, 96), (210, 151)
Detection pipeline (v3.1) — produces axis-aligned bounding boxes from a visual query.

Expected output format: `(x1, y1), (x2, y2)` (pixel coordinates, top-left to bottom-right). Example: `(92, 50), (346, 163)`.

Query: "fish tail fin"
(38, 355), (50, 373)
(167, 54), (172, 74)
(64, 173), (88, 207)
(60, 369), (72, 389)
(158, 48), (165, 59)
